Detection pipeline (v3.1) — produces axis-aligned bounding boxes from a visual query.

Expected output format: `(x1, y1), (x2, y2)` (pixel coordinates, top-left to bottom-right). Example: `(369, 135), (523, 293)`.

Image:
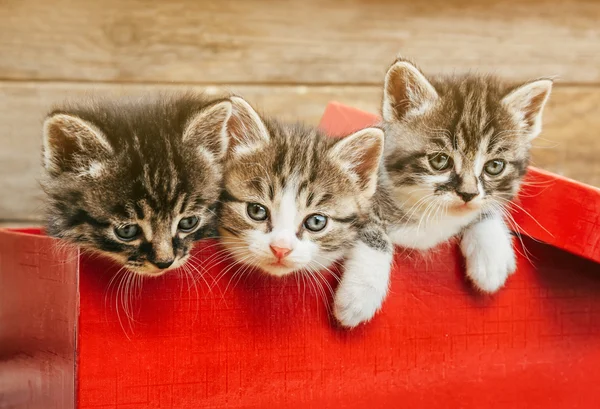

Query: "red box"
(1, 103), (599, 409)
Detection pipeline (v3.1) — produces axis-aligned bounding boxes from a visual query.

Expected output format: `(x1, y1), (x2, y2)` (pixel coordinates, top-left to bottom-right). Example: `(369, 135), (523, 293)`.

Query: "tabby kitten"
(41, 93), (232, 276)
(218, 96), (384, 281)
(334, 59), (553, 327)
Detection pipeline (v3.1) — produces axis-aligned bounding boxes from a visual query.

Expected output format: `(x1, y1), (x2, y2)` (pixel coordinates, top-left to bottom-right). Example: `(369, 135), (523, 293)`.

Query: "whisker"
(496, 197), (554, 238)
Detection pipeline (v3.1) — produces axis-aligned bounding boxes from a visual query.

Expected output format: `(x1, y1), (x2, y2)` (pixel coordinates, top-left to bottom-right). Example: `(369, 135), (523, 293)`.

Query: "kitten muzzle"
(270, 245), (292, 260)
(152, 260), (175, 270)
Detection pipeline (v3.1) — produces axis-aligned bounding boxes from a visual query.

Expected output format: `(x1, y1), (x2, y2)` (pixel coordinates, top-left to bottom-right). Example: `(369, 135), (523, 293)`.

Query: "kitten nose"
(270, 245), (292, 259)
(457, 191), (478, 203)
(153, 260), (174, 270)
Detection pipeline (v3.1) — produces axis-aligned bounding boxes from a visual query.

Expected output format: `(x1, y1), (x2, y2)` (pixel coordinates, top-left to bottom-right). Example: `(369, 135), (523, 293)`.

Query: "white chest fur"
(388, 211), (480, 250)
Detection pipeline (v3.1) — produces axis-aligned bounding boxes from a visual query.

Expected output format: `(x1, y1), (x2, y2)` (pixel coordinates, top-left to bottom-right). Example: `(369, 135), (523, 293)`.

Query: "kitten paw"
(461, 218), (516, 293)
(465, 246), (516, 293)
(333, 282), (386, 328)
(333, 241), (392, 328)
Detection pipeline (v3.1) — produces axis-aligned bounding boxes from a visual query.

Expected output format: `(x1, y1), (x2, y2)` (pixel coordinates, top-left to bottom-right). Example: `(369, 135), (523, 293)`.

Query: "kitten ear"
(383, 59), (438, 122)
(329, 127), (384, 197)
(43, 113), (113, 176)
(183, 100), (233, 159)
(502, 79), (553, 141)
(226, 96), (270, 156)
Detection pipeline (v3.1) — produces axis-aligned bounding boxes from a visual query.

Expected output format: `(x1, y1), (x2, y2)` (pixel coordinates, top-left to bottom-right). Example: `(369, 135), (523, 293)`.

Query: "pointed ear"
(382, 59), (438, 122)
(226, 96), (270, 157)
(329, 127), (384, 197)
(183, 100), (233, 159)
(43, 113), (113, 175)
(502, 79), (553, 141)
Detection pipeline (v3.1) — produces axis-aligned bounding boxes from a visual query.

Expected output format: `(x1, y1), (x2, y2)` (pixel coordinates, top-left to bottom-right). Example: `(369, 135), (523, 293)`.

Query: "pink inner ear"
(523, 91), (549, 129)
(355, 140), (382, 188)
(385, 64), (437, 121)
(226, 108), (265, 155)
(226, 111), (244, 152)
(45, 121), (87, 173)
(386, 69), (411, 120)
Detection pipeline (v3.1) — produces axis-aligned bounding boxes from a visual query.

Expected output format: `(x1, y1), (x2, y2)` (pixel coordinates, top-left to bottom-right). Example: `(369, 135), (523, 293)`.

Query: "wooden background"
(1, 0), (599, 224)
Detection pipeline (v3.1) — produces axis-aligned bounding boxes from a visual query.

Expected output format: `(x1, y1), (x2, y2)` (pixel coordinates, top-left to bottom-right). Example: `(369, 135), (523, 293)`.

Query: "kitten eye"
(428, 153), (453, 171)
(484, 159), (506, 176)
(304, 214), (328, 232)
(178, 216), (199, 232)
(247, 203), (268, 221)
(114, 224), (140, 241)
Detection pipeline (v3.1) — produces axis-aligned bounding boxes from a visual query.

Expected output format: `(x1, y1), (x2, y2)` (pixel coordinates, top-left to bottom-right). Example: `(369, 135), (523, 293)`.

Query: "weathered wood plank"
(0, 82), (379, 221)
(0, 222), (39, 228)
(1, 0), (599, 84)
(0, 82), (598, 221)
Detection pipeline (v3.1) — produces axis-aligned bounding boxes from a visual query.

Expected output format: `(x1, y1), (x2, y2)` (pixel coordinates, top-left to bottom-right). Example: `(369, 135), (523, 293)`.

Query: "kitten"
(41, 93), (233, 276)
(334, 58), (553, 327)
(218, 96), (384, 282)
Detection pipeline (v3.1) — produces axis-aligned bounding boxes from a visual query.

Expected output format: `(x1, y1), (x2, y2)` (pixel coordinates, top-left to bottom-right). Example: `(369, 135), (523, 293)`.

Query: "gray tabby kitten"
(334, 59), (553, 327)
(218, 96), (384, 282)
(41, 93), (233, 276)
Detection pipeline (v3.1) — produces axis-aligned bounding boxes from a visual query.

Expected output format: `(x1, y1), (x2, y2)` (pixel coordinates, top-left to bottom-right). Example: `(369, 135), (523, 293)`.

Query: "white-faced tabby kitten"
(334, 58), (553, 327)
(218, 96), (384, 282)
(41, 93), (233, 276)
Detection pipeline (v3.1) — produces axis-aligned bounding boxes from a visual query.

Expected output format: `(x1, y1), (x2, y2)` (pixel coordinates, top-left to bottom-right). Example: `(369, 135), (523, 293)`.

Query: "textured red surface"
(2, 104), (600, 408)
(0, 229), (77, 409)
(76, 236), (600, 408)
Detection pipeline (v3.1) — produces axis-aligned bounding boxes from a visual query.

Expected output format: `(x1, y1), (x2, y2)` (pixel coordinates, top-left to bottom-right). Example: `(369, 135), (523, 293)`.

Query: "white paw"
(461, 217), (516, 293)
(464, 242), (516, 293)
(334, 281), (386, 328)
(333, 242), (392, 328)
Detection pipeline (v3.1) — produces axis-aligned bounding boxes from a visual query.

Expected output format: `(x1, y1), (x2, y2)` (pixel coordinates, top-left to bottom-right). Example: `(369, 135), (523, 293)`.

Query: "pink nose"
(270, 245), (292, 259)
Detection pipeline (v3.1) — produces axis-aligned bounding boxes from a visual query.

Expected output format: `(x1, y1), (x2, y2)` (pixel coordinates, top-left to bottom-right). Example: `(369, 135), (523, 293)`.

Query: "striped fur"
(218, 96), (384, 278)
(380, 58), (552, 242)
(41, 93), (231, 276)
(334, 59), (552, 327)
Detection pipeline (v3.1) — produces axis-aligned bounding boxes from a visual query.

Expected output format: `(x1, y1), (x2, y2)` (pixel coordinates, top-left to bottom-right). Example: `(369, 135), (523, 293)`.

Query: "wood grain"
(0, 82), (598, 221)
(0, 82), (379, 221)
(1, 0), (599, 84)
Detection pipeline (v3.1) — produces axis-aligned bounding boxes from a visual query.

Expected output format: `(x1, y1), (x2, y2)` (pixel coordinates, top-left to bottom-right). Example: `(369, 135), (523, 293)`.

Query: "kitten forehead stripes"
(41, 92), (228, 276)
(381, 61), (550, 225)
(218, 99), (383, 278)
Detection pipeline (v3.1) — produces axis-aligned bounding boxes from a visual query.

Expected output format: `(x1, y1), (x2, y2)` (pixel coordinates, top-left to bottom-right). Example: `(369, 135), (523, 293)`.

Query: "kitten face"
(382, 59), (552, 219)
(218, 97), (383, 277)
(41, 93), (232, 276)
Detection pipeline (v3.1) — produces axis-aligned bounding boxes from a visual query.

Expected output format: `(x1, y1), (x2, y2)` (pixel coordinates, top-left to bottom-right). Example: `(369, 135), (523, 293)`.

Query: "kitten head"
(41, 93), (232, 276)
(382, 58), (552, 218)
(218, 97), (384, 277)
